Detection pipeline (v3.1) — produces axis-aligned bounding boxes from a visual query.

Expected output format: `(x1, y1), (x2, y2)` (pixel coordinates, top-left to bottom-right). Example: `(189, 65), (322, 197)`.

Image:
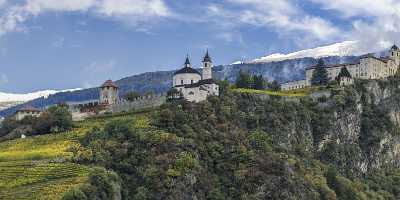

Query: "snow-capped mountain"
(250, 41), (360, 63)
(0, 89), (82, 103)
(0, 89), (81, 111)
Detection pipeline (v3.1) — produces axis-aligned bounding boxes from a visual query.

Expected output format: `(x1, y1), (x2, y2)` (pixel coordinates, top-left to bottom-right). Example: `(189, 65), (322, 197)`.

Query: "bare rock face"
(312, 80), (400, 174)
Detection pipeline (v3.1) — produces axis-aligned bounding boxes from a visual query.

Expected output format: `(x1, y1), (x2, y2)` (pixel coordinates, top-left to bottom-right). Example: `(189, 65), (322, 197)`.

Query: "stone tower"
(390, 44), (400, 65)
(202, 50), (213, 80)
(100, 80), (119, 105)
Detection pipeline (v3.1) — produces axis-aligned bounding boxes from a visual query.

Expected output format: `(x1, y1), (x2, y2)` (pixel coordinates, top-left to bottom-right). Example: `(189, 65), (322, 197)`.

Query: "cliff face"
(287, 80), (400, 175)
(246, 80), (400, 175)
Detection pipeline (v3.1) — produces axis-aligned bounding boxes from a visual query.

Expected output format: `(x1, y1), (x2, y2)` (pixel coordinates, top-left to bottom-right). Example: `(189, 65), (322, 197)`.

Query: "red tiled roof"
(101, 80), (118, 88)
(18, 106), (41, 112)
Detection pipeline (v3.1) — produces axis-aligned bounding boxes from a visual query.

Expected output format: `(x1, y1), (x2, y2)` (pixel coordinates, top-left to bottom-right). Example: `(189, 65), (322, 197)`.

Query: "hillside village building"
(172, 51), (219, 102)
(281, 45), (400, 90)
(14, 106), (42, 121)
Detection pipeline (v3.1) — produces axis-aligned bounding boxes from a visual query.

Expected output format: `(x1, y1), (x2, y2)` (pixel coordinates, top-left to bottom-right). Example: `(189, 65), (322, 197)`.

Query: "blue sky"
(0, 0), (399, 93)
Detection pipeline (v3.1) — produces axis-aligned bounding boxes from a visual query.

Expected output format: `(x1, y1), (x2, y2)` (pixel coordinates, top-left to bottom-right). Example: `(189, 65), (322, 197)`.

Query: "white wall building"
(281, 80), (307, 91)
(14, 106), (42, 121)
(173, 51), (219, 102)
(282, 45), (400, 90)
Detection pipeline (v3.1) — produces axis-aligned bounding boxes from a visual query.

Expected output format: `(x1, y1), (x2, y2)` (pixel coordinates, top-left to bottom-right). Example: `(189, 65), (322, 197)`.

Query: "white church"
(172, 51), (219, 102)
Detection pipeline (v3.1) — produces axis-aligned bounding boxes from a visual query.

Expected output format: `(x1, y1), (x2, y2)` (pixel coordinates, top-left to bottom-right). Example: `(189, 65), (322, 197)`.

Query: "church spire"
(203, 49), (212, 63)
(184, 55), (191, 68)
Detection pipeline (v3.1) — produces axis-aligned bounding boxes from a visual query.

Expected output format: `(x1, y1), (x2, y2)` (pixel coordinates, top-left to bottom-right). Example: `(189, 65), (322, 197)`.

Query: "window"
(181, 80), (184, 85)
(189, 91), (194, 95)
(191, 80), (194, 84)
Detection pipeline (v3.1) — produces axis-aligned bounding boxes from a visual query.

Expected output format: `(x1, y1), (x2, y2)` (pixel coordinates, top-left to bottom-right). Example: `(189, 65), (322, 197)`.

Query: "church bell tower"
(202, 50), (213, 80)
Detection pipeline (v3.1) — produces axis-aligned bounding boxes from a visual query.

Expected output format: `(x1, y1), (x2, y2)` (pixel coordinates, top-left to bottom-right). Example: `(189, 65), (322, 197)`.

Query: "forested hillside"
(2, 78), (400, 199)
(60, 79), (400, 200)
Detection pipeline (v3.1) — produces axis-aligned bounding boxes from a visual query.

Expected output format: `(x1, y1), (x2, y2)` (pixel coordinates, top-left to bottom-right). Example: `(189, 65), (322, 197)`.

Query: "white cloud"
(309, 0), (400, 53)
(96, 0), (170, 17)
(207, 0), (340, 45)
(309, 0), (400, 18)
(0, 0), (6, 7)
(0, 0), (171, 36)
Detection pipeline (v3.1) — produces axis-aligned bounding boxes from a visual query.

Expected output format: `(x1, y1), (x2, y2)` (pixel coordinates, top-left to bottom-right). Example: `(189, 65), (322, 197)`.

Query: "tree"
(311, 59), (330, 86)
(47, 105), (73, 132)
(0, 117), (19, 137)
(269, 80), (281, 91)
(62, 188), (87, 200)
(32, 105), (73, 134)
(252, 75), (266, 90)
(217, 79), (231, 95)
(124, 91), (141, 102)
(235, 70), (253, 89)
(336, 67), (352, 81)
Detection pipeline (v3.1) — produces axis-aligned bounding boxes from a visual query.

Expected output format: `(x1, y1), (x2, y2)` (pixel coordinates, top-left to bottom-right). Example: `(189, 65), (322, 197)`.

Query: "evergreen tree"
(269, 80), (281, 91)
(235, 70), (253, 89)
(311, 59), (330, 86)
(252, 75), (266, 90)
(217, 79), (230, 95)
(336, 67), (352, 81)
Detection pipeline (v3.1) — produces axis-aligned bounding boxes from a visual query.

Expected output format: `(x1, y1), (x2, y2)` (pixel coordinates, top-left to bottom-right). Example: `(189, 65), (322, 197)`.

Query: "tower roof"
(174, 67), (201, 76)
(391, 44), (399, 51)
(174, 55), (201, 76)
(185, 55), (191, 65)
(203, 50), (212, 63)
(101, 80), (118, 88)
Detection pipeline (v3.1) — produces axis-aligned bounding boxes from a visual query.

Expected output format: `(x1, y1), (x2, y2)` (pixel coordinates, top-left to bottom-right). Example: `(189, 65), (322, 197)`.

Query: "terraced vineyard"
(0, 161), (89, 199)
(0, 126), (90, 200)
(0, 110), (151, 200)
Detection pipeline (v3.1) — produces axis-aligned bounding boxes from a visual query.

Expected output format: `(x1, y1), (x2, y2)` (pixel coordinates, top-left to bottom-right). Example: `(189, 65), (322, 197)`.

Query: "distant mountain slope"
(0, 89), (81, 103)
(0, 89), (82, 111)
(250, 41), (360, 63)
(0, 56), (359, 117)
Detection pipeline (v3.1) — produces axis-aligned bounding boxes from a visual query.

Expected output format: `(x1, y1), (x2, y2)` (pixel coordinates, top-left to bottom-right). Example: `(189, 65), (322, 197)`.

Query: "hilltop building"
(14, 106), (42, 121)
(100, 80), (119, 105)
(172, 51), (219, 102)
(281, 45), (400, 90)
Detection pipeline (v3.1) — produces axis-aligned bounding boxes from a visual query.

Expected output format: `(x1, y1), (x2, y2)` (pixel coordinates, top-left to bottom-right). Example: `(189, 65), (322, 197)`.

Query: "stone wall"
(109, 94), (166, 113)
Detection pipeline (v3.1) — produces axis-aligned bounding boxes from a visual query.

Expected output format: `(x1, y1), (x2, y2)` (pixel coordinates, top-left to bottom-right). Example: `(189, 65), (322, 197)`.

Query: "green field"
(0, 111), (148, 200)
(232, 86), (326, 97)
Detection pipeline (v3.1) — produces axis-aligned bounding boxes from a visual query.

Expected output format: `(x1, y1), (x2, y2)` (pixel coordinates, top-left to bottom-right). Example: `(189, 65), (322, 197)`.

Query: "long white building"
(281, 45), (400, 90)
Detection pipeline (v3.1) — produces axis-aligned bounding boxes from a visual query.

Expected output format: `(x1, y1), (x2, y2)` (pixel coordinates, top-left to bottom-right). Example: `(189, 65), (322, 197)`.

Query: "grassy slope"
(0, 111), (148, 200)
(231, 86), (326, 97)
